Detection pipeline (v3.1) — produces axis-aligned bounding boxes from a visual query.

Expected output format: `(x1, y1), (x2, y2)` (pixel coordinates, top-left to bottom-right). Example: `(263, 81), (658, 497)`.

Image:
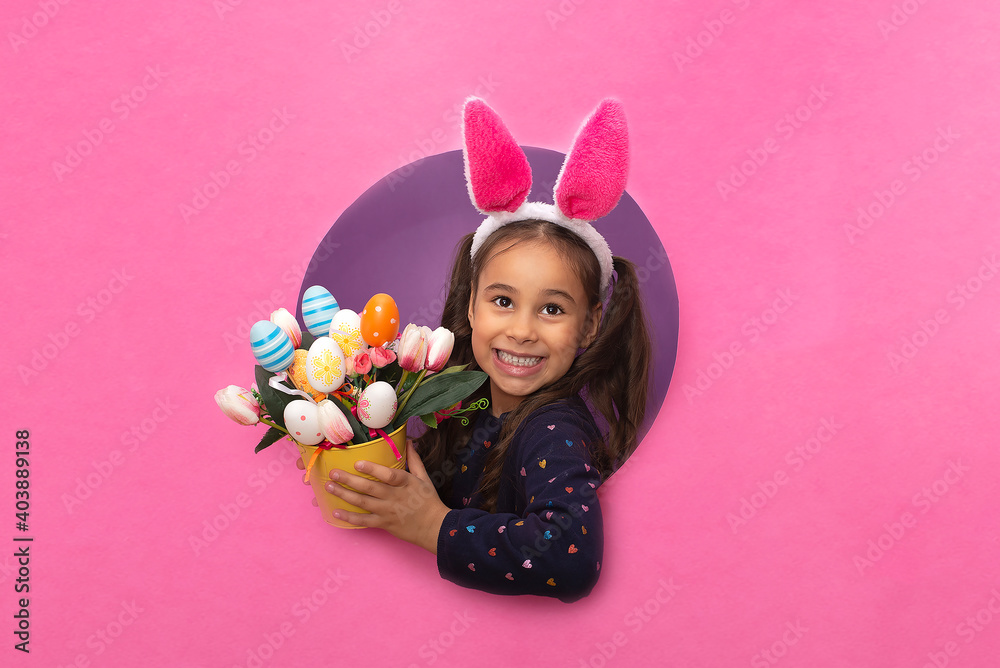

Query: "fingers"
(405, 440), (430, 482)
(324, 467), (392, 503)
(296, 458), (311, 484)
(332, 508), (371, 528)
(352, 460), (406, 486)
(326, 479), (373, 511)
(325, 469), (370, 495)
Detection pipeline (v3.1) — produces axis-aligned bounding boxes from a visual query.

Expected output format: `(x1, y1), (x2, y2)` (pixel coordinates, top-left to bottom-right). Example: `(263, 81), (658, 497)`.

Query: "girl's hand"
(324, 439), (450, 554)
(295, 458), (320, 506)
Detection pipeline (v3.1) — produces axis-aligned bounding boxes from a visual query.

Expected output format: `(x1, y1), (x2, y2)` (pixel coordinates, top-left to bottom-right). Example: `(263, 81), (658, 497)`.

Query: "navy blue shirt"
(435, 395), (605, 602)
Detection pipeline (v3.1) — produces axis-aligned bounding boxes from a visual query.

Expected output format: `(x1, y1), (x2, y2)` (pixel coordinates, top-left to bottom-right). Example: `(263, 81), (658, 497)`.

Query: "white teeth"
(497, 350), (541, 367)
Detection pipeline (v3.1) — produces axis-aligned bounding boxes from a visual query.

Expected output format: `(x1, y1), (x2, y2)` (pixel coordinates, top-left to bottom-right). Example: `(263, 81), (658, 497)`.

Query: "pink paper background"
(3, 1), (999, 666)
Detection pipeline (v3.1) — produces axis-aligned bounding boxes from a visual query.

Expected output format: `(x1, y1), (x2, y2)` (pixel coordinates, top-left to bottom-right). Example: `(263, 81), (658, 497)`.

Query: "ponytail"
(573, 256), (652, 469)
(414, 233), (483, 501)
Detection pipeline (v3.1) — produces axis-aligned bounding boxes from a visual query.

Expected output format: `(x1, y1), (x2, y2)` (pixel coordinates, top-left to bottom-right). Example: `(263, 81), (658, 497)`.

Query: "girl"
(322, 98), (652, 602)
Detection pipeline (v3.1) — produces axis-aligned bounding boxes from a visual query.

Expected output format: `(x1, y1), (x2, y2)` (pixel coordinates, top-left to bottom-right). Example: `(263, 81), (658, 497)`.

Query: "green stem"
(259, 417), (287, 433)
(395, 369), (426, 417)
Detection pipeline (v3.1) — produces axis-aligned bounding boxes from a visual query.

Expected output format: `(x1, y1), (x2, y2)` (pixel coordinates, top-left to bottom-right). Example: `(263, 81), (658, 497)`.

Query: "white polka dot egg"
(283, 400), (324, 446)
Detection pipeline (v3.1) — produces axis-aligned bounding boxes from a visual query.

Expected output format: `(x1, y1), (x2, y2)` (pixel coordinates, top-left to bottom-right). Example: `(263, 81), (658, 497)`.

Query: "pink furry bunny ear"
(553, 98), (629, 221)
(462, 97), (532, 214)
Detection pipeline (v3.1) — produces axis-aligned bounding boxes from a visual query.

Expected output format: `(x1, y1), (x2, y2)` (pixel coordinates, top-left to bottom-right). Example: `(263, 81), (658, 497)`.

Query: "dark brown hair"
(416, 219), (652, 513)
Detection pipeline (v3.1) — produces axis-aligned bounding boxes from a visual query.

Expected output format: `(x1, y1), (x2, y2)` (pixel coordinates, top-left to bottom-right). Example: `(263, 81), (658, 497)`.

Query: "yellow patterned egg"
(306, 337), (346, 393)
(287, 349), (327, 402)
(329, 309), (365, 357)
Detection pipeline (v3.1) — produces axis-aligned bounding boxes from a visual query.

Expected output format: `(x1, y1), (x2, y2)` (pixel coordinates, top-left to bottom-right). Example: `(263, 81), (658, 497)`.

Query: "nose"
(506, 308), (537, 344)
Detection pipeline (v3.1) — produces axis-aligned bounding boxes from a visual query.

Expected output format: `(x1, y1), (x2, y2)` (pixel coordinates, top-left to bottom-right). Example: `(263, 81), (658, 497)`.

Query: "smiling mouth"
(495, 349), (544, 367)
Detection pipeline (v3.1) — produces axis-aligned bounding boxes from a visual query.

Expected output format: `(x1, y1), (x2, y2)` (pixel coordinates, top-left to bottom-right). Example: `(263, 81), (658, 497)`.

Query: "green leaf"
(375, 362), (403, 388)
(420, 413), (439, 429)
(332, 394), (369, 443)
(254, 427), (287, 453)
(254, 365), (299, 429)
(391, 370), (488, 429)
(432, 364), (468, 376)
(299, 329), (317, 350)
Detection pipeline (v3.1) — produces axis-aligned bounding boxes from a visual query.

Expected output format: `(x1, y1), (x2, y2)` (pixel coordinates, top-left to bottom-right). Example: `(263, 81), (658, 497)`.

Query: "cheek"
(470, 328), (490, 360)
(567, 318), (592, 346)
(549, 325), (585, 356)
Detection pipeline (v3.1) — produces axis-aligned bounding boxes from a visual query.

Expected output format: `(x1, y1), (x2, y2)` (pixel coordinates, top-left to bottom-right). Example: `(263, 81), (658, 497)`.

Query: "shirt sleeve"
(435, 405), (604, 602)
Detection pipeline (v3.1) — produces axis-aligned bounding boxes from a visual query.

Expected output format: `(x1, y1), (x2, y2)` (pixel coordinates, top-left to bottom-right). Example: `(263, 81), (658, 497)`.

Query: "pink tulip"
(353, 350), (372, 375)
(215, 385), (260, 426)
(270, 308), (302, 349)
(369, 345), (396, 368)
(397, 323), (428, 372)
(425, 326), (455, 372)
(316, 399), (354, 444)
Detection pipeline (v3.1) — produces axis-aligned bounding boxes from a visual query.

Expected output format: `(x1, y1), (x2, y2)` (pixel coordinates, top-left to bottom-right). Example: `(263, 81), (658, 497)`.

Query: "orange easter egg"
(360, 293), (399, 347)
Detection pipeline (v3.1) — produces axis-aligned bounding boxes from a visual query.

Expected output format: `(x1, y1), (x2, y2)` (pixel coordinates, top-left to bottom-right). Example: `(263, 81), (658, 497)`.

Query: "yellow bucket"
(293, 423), (408, 529)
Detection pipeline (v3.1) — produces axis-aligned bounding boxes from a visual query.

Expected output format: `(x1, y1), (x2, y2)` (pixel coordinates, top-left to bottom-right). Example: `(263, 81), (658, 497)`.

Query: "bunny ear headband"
(461, 97), (630, 293)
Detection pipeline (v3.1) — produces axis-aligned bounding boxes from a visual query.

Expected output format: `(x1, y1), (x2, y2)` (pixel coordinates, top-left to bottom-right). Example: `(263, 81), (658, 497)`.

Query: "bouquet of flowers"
(215, 286), (489, 526)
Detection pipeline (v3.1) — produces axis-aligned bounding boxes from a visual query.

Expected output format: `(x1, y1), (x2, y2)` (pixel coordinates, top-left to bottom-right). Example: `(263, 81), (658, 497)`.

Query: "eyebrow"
(482, 282), (577, 305)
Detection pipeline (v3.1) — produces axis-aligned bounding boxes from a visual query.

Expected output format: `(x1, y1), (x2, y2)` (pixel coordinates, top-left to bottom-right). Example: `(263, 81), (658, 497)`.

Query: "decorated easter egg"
(360, 293), (400, 347)
(306, 336), (346, 394)
(283, 400), (324, 446)
(329, 309), (365, 357)
(287, 349), (327, 402)
(357, 381), (397, 429)
(301, 285), (340, 336)
(249, 320), (295, 372)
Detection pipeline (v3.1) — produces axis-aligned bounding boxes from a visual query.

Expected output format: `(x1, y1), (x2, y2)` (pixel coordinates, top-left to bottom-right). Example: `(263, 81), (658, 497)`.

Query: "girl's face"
(467, 239), (601, 417)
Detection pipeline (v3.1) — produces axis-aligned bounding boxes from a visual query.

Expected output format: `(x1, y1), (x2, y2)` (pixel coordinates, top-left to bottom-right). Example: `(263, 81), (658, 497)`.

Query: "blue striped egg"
(301, 285), (340, 336)
(249, 320), (295, 372)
